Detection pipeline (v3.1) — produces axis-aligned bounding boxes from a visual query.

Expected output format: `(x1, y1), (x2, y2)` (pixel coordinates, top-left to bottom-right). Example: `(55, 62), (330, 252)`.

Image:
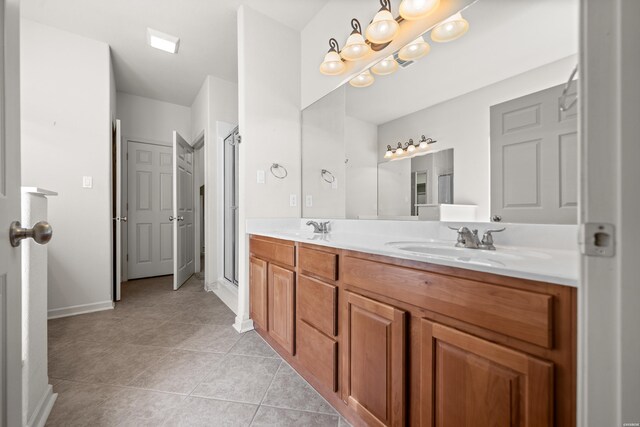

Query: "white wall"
(237, 5), (301, 331)
(377, 55), (577, 221)
(190, 75), (238, 308)
(345, 115), (378, 218)
(117, 92), (191, 144)
(21, 19), (114, 317)
(300, 0), (475, 108)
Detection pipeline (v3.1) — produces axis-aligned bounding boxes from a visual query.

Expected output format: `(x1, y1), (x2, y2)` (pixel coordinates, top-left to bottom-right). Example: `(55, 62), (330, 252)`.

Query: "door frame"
(119, 137), (172, 285)
(579, 0), (640, 425)
(192, 132), (205, 275)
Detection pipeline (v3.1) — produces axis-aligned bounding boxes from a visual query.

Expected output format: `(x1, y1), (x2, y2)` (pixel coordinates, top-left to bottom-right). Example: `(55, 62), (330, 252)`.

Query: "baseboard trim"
(27, 384), (57, 427)
(233, 317), (254, 333)
(47, 300), (114, 319)
(206, 280), (238, 316)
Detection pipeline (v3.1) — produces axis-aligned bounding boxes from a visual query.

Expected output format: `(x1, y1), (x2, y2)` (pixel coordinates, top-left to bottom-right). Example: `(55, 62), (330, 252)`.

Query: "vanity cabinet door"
(343, 291), (406, 427)
(420, 319), (553, 427)
(249, 256), (268, 331)
(268, 264), (296, 354)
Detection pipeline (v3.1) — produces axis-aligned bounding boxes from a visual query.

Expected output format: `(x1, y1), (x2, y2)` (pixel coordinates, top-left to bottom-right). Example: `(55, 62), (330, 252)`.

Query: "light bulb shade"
(431, 12), (469, 42)
(398, 36), (431, 61)
(366, 9), (399, 44)
(419, 141), (429, 149)
(407, 144), (416, 152)
(399, 0), (440, 20)
(384, 146), (393, 158)
(371, 55), (399, 75)
(341, 33), (371, 61)
(320, 50), (345, 75)
(349, 70), (375, 88)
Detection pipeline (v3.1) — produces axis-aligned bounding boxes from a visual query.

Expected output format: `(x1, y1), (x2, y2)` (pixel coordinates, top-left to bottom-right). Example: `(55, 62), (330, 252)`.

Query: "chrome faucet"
(306, 220), (330, 234)
(449, 226), (505, 250)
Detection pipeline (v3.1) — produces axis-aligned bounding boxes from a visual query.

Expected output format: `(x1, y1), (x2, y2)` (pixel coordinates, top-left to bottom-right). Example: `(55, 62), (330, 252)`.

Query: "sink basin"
(385, 241), (551, 267)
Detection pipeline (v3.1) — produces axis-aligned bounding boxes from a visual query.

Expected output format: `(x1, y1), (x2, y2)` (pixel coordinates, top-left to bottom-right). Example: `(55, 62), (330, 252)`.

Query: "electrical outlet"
(305, 195), (313, 207)
(289, 194), (297, 207)
(257, 170), (265, 184)
(82, 176), (93, 188)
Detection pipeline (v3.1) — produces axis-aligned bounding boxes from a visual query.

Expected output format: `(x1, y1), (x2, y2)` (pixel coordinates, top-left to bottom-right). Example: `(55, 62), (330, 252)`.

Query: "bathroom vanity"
(248, 228), (576, 427)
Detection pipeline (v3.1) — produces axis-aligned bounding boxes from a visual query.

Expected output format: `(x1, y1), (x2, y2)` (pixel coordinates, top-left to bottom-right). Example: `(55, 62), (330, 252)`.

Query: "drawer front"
(297, 320), (338, 392)
(298, 275), (337, 337)
(342, 256), (553, 348)
(250, 236), (295, 268)
(299, 246), (338, 281)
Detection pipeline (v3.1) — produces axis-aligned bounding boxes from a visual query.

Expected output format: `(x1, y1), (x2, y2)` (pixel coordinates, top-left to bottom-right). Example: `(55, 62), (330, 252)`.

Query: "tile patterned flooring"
(47, 275), (350, 426)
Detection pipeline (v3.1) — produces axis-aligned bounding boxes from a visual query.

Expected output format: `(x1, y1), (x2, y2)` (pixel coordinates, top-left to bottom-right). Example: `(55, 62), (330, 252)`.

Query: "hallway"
(46, 276), (346, 426)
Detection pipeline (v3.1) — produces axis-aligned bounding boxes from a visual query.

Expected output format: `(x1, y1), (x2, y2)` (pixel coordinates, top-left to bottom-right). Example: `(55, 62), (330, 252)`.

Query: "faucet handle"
(481, 228), (505, 249)
(484, 227), (506, 234)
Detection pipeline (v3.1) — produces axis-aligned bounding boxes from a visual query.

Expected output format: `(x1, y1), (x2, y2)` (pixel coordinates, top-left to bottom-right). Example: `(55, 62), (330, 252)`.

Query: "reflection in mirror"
(302, 0), (579, 224)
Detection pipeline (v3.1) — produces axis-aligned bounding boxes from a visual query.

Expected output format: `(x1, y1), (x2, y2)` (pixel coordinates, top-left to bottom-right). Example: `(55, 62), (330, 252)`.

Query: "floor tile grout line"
(249, 359), (284, 425)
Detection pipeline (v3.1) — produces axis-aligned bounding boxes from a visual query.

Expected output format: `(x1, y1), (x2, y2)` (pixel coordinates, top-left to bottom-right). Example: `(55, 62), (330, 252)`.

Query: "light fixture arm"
(350, 18), (363, 35)
(379, 0), (392, 12)
(328, 38), (340, 53)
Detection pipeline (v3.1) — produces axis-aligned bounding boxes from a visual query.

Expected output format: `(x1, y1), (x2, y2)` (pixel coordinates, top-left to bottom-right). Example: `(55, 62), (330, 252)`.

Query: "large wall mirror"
(302, 0), (578, 224)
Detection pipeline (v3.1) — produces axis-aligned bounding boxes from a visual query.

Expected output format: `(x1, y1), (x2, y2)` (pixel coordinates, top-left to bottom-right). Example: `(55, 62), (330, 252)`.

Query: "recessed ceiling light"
(146, 28), (180, 54)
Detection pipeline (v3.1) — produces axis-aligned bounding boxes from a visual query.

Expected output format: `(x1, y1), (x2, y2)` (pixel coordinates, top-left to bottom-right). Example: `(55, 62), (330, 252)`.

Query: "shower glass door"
(224, 127), (239, 285)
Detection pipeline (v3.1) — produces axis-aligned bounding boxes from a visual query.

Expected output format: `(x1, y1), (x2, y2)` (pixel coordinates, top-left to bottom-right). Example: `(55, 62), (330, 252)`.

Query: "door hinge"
(236, 134), (242, 144)
(580, 223), (615, 257)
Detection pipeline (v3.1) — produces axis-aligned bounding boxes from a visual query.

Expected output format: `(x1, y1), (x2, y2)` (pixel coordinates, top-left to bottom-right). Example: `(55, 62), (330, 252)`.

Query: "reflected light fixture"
(399, 0), (440, 20)
(371, 55), (399, 75)
(406, 139), (416, 152)
(319, 38), (346, 75)
(419, 135), (435, 148)
(341, 19), (371, 61)
(431, 12), (469, 42)
(366, 0), (399, 44)
(349, 69), (375, 87)
(398, 36), (430, 61)
(147, 28), (180, 54)
(384, 145), (394, 158)
(395, 142), (405, 155)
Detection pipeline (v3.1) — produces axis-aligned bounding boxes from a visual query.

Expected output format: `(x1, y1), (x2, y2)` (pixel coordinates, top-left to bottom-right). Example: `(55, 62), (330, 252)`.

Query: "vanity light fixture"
(398, 35), (431, 61)
(147, 28), (180, 54)
(371, 55), (399, 75)
(419, 135), (436, 148)
(366, 0), (400, 44)
(319, 38), (346, 75)
(341, 19), (371, 61)
(395, 142), (405, 155)
(406, 138), (416, 152)
(431, 12), (469, 42)
(384, 145), (394, 158)
(349, 69), (375, 87)
(399, 0), (440, 20)
(385, 135), (437, 159)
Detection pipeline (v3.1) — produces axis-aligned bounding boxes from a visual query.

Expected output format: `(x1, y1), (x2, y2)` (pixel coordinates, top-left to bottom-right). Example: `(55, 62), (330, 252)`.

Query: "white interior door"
(127, 140), (173, 280)
(114, 119), (122, 300)
(490, 82), (578, 224)
(0, 0), (23, 424)
(173, 131), (194, 290)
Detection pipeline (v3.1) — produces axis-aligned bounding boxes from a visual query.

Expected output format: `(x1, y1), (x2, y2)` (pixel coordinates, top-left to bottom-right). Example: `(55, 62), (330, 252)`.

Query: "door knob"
(112, 217), (128, 222)
(177, 216), (184, 221)
(9, 221), (53, 247)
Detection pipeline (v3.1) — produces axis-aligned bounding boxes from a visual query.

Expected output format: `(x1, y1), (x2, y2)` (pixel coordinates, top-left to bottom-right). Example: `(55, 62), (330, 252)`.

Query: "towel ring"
(321, 169), (335, 184)
(560, 65), (578, 112)
(270, 163), (288, 179)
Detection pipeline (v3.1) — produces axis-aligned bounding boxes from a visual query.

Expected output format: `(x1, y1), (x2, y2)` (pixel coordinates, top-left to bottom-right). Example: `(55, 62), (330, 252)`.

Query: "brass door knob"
(9, 221), (53, 247)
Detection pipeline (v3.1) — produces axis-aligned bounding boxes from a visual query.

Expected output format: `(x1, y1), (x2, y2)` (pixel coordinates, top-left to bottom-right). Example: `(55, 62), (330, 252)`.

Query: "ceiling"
(21, 0), (328, 106)
(345, 0), (579, 125)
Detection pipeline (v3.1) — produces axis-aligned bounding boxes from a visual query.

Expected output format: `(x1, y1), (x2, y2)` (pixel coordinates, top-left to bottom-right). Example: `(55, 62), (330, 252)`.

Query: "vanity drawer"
(250, 236), (295, 268)
(298, 275), (338, 337)
(342, 255), (553, 348)
(297, 319), (338, 392)
(299, 246), (338, 281)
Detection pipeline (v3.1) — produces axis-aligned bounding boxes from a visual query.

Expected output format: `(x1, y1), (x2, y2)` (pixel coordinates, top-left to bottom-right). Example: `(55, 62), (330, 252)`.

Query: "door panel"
(268, 264), (295, 354)
(491, 83), (578, 223)
(420, 319), (553, 427)
(173, 131), (195, 289)
(343, 291), (406, 427)
(250, 256), (268, 330)
(114, 119), (122, 301)
(127, 140), (173, 279)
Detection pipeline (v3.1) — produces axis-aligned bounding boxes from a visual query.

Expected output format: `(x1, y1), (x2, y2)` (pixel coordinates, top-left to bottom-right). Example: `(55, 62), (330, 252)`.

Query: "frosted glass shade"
(399, 0), (440, 20)
(366, 9), (399, 44)
(372, 55), (399, 75)
(349, 70), (375, 88)
(319, 50), (345, 75)
(398, 36), (431, 61)
(431, 12), (469, 42)
(341, 32), (371, 61)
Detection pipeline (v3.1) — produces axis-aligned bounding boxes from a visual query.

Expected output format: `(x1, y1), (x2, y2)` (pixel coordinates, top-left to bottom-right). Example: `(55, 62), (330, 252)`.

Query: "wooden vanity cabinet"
(249, 256), (268, 331)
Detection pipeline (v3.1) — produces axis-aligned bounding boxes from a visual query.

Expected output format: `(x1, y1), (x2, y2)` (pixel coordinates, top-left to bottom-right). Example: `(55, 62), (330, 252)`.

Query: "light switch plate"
(289, 194), (297, 207)
(82, 176), (93, 188)
(257, 170), (265, 184)
(305, 195), (313, 207)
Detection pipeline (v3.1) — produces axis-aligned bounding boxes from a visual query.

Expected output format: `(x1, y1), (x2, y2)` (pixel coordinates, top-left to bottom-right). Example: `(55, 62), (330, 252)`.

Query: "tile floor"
(47, 274), (350, 426)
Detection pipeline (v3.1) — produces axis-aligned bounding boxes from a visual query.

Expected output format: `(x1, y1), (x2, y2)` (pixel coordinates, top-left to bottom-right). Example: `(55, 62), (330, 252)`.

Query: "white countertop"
(247, 219), (579, 288)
